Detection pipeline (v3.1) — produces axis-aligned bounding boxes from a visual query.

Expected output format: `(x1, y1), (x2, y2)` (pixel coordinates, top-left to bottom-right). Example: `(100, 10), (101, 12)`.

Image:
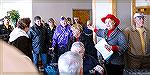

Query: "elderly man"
(58, 51), (82, 75)
(124, 13), (150, 73)
(71, 42), (105, 75)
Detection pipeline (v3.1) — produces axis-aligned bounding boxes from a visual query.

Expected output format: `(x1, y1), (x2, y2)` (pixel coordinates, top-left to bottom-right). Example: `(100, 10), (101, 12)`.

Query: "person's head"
(73, 17), (79, 24)
(67, 17), (72, 25)
(71, 24), (83, 38)
(58, 51), (82, 75)
(60, 16), (67, 27)
(86, 20), (92, 28)
(101, 14), (120, 30)
(3, 16), (10, 25)
(71, 42), (85, 58)
(34, 16), (42, 26)
(133, 13), (145, 28)
(17, 18), (31, 32)
(48, 18), (55, 26)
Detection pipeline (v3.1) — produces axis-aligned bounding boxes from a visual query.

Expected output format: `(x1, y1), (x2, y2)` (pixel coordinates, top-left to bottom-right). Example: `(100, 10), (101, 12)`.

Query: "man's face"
(135, 16), (144, 28)
(34, 19), (41, 26)
(60, 19), (67, 27)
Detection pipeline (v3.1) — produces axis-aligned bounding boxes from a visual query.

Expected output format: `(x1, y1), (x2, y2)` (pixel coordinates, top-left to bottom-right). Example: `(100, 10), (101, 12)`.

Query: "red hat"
(101, 14), (120, 26)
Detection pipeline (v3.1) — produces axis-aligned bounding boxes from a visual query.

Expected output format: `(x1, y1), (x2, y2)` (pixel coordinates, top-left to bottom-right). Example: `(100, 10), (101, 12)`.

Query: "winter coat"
(96, 27), (128, 65)
(124, 26), (150, 69)
(9, 27), (32, 60)
(27, 24), (47, 54)
(0, 24), (13, 42)
(67, 33), (98, 60)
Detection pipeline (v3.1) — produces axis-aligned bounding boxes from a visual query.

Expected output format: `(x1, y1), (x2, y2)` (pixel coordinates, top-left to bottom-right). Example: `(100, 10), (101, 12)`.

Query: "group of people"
(0, 12), (150, 75)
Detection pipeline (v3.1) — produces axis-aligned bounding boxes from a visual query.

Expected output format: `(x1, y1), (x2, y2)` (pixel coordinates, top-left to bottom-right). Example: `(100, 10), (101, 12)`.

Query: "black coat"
(10, 36), (32, 60)
(27, 24), (47, 54)
(0, 24), (13, 42)
(67, 33), (98, 60)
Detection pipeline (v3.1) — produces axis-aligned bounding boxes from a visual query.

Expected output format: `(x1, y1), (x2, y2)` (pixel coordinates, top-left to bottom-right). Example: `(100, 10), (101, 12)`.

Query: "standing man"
(28, 16), (47, 70)
(51, 16), (72, 62)
(124, 13), (150, 72)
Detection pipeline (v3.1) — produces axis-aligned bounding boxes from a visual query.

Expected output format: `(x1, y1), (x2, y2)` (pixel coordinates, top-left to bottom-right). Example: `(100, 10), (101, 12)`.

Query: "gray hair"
(58, 51), (82, 75)
(71, 42), (85, 53)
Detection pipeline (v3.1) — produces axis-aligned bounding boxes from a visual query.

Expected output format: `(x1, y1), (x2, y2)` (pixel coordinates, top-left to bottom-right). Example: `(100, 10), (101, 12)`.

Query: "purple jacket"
(52, 24), (72, 49)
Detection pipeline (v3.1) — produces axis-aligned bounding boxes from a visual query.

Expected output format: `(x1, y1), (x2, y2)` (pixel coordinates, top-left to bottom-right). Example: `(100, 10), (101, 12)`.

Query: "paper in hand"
(95, 38), (113, 60)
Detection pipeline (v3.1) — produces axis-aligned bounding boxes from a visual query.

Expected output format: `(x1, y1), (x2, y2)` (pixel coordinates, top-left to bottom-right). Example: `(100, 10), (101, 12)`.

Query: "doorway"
(73, 9), (92, 25)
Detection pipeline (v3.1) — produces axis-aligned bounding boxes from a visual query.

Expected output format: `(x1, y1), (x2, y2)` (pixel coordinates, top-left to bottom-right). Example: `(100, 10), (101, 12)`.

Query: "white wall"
(94, 0), (112, 29)
(0, 0), (32, 19)
(0, 0), (32, 27)
(32, 0), (92, 25)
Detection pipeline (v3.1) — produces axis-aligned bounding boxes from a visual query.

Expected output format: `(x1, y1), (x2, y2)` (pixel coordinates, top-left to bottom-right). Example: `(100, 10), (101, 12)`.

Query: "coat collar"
(104, 27), (120, 41)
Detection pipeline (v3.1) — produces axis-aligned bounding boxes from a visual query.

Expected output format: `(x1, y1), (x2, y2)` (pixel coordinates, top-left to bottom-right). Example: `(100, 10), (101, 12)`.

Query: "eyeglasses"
(136, 16), (144, 20)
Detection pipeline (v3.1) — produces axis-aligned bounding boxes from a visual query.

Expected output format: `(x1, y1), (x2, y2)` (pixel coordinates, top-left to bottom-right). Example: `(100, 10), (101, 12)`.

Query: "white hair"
(71, 42), (85, 53)
(58, 51), (82, 75)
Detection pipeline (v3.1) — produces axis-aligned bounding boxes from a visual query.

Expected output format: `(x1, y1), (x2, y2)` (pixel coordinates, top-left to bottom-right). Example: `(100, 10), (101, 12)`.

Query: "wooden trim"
(132, 0), (136, 25)
(112, 0), (117, 16)
(92, 0), (97, 44)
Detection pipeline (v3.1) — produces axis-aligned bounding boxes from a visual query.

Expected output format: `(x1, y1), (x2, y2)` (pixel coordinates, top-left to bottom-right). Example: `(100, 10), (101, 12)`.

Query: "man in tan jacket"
(124, 13), (150, 70)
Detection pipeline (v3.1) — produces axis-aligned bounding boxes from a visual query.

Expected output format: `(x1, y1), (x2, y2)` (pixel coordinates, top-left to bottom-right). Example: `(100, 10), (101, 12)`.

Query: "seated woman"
(9, 18), (32, 60)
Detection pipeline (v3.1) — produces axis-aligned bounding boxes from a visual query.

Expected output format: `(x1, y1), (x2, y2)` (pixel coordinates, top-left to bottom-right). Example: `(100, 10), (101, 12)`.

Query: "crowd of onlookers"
(1, 12), (150, 75)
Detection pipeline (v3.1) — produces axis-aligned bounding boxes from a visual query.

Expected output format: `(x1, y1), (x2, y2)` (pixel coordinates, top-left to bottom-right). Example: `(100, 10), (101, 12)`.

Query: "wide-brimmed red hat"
(101, 14), (120, 26)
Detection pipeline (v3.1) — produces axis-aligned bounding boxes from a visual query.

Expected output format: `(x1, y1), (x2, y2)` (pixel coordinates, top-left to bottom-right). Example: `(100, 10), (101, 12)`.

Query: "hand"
(104, 45), (112, 52)
(49, 47), (54, 51)
(87, 24), (95, 31)
(93, 65), (104, 75)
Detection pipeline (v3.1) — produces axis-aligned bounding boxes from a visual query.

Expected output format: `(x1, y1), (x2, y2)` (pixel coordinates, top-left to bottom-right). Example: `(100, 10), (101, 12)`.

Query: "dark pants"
(53, 46), (67, 63)
(105, 64), (124, 75)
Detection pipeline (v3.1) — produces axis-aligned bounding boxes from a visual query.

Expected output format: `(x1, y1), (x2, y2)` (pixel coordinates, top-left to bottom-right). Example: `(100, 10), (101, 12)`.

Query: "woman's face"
(71, 27), (80, 37)
(4, 18), (10, 25)
(105, 18), (116, 30)
(48, 21), (54, 26)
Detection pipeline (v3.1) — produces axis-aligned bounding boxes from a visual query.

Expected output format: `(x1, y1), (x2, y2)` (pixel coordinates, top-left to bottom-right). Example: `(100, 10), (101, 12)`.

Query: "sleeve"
(27, 27), (33, 39)
(52, 29), (58, 48)
(117, 32), (129, 55)
(96, 29), (104, 37)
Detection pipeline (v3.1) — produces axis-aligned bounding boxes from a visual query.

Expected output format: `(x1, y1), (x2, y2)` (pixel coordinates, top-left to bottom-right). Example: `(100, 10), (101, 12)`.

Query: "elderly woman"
(89, 14), (128, 75)
(9, 18), (32, 60)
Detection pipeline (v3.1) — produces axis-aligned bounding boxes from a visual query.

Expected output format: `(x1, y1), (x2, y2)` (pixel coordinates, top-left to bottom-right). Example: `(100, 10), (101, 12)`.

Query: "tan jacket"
(124, 26), (150, 56)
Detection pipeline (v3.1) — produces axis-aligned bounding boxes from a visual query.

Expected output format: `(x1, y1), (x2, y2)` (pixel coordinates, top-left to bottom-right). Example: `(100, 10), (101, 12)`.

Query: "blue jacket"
(96, 27), (128, 65)
(27, 24), (47, 54)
